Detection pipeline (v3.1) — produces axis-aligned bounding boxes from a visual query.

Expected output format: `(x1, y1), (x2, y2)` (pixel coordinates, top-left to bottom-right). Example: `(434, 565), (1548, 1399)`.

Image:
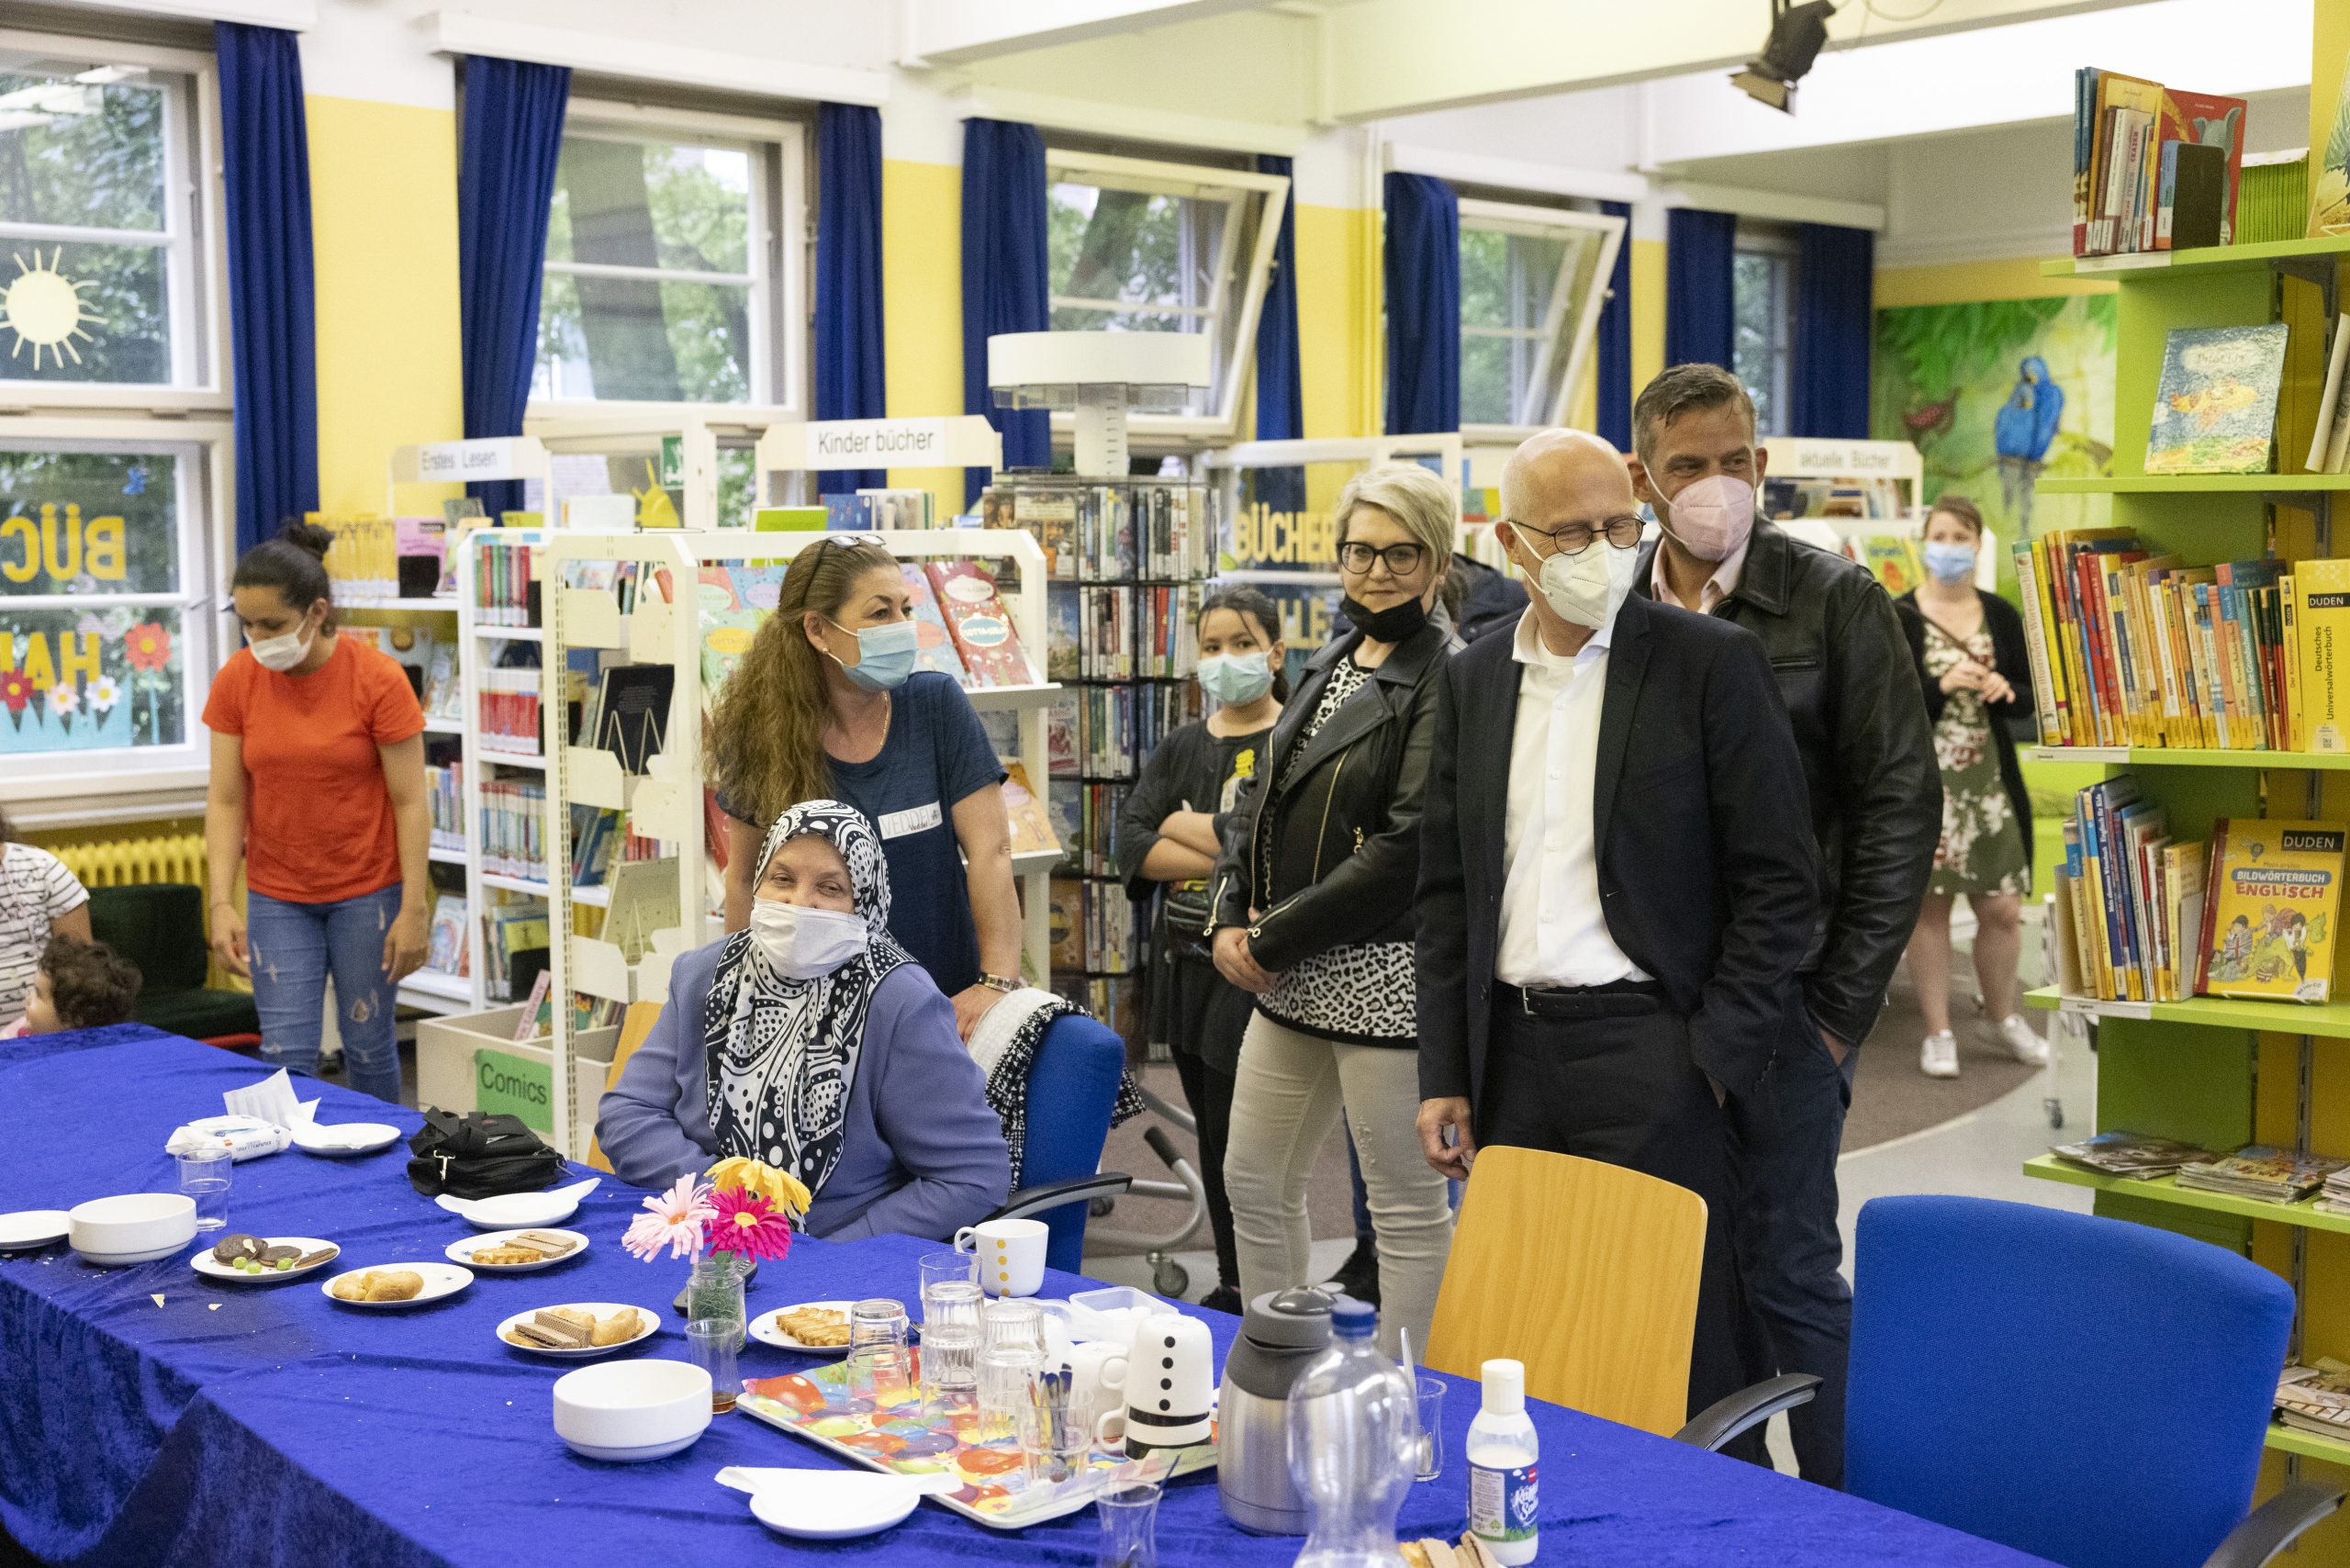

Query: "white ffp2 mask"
(749, 899), (870, 979)
(1534, 543), (1640, 632)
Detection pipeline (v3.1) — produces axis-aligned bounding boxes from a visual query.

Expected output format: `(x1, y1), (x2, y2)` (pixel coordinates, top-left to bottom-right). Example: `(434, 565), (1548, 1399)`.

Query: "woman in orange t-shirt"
(202, 521), (430, 1103)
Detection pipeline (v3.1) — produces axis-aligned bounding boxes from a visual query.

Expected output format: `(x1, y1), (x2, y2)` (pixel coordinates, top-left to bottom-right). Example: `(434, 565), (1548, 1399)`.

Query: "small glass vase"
(687, 1251), (750, 1346)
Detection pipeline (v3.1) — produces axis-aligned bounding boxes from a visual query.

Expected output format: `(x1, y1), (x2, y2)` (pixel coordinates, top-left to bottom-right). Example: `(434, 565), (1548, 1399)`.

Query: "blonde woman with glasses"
(1208, 464), (1459, 1355)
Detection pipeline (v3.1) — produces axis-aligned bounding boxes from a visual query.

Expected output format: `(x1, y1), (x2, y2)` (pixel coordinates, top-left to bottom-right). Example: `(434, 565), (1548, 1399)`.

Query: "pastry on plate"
(589, 1308), (643, 1347)
(779, 1306), (850, 1347)
(331, 1269), (424, 1303)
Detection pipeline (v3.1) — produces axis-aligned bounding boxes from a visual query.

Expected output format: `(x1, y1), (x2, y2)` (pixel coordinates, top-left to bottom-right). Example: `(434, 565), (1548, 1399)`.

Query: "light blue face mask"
(1197, 650), (1274, 707)
(1922, 541), (1977, 586)
(830, 618), (918, 692)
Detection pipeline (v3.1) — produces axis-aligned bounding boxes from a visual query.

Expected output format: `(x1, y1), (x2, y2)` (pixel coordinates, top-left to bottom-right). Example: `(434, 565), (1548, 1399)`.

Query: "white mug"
(953, 1216), (1048, 1297)
(1059, 1338), (1128, 1429)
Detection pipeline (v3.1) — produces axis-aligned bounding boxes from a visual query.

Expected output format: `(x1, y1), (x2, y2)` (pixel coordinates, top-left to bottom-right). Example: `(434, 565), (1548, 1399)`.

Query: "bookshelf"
(531, 527), (1061, 1158)
(2029, 226), (2350, 1506)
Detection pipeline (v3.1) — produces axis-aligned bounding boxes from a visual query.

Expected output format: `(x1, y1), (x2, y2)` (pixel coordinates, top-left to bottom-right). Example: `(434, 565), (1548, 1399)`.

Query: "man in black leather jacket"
(1628, 364), (1941, 1489)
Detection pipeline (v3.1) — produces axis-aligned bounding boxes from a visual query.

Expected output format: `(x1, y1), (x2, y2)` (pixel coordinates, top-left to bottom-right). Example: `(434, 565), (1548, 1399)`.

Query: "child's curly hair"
(40, 934), (140, 1031)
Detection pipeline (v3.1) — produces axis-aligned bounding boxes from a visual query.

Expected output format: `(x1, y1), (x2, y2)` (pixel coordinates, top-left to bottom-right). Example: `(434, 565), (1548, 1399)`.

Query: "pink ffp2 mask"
(1661, 474), (1755, 564)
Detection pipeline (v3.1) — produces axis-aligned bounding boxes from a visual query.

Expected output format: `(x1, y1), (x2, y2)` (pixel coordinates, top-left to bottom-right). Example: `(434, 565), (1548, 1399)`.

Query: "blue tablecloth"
(0, 1029), (2055, 1568)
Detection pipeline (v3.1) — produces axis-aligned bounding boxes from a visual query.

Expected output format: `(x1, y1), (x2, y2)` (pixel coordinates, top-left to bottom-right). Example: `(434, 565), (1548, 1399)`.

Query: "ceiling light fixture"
(1730, 0), (1837, 114)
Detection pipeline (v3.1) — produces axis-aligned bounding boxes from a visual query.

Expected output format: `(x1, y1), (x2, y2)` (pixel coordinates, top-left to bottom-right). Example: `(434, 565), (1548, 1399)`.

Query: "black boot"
(1327, 1238), (1380, 1306)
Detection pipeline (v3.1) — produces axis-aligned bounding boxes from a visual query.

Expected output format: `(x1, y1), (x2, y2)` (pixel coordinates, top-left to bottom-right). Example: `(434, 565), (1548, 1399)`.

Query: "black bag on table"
(406, 1108), (564, 1199)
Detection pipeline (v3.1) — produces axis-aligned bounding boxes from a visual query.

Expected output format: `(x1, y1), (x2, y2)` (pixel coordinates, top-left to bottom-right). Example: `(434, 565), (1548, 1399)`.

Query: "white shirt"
(1650, 535), (1751, 614)
(0, 843), (86, 1024)
(1495, 610), (1650, 990)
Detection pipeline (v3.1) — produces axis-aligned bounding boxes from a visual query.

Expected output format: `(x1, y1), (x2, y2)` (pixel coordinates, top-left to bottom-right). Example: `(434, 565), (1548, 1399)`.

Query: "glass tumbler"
(977, 1298), (1048, 1444)
(687, 1317), (743, 1414)
(176, 1145), (231, 1232)
(921, 1280), (984, 1410)
(845, 1297), (914, 1404)
(1095, 1478), (1161, 1568)
(1414, 1374), (1447, 1482)
(1022, 1365), (1091, 1486)
(918, 1249), (977, 1310)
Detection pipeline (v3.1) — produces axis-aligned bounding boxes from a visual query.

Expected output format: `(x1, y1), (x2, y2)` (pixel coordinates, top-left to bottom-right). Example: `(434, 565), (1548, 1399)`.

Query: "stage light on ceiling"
(1730, 0), (1836, 115)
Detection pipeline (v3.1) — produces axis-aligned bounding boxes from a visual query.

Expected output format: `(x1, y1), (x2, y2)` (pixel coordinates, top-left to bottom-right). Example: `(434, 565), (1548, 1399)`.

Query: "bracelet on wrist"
(977, 973), (1020, 995)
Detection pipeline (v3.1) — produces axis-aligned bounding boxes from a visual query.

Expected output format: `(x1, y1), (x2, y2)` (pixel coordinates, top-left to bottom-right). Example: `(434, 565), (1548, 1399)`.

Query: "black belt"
(1496, 980), (1662, 1020)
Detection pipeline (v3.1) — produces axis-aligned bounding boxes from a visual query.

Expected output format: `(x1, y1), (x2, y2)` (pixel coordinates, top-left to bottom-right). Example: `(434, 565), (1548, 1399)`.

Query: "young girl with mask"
(598, 799), (1010, 1239)
(1115, 588), (1288, 1314)
(711, 536), (1021, 1039)
(202, 521), (431, 1102)
(1894, 497), (2043, 1081)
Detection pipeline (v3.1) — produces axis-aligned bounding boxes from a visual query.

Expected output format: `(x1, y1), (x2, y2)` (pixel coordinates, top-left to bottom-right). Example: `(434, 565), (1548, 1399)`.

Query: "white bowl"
(69, 1193), (196, 1266)
(553, 1359), (711, 1461)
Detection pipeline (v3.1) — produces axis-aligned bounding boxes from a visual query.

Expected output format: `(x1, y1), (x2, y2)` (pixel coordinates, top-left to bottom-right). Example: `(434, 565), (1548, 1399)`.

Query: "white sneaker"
(1995, 1013), (2052, 1068)
(1920, 1031), (1960, 1079)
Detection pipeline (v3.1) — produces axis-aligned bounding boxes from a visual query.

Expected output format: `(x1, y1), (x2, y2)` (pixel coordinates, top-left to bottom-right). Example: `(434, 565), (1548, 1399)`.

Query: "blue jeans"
(244, 885), (405, 1104)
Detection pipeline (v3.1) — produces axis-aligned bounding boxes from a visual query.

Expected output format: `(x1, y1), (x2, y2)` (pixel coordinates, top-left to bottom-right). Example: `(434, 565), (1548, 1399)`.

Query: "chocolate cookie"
(211, 1233), (265, 1265)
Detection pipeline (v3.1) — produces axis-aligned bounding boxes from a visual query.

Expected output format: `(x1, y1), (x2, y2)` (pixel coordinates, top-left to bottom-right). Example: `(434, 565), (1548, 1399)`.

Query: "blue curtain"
(960, 119), (1050, 507)
(1383, 172), (1459, 434)
(816, 103), (887, 496)
(1253, 154), (1305, 514)
(214, 24), (317, 556)
(1791, 222), (1874, 439)
(1595, 200), (1633, 453)
(1664, 207), (1737, 374)
(458, 56), (571, 519)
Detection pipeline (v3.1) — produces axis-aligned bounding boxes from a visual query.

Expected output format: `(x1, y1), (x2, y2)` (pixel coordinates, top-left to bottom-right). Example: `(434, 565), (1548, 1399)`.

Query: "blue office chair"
(1676, 1195), (2339, 1568)
(985, 1012), (1130, 1275)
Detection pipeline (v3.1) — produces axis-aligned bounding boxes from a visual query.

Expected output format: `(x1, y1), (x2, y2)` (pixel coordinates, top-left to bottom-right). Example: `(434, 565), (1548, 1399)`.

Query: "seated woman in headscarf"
(598, 800), (1010, 1241)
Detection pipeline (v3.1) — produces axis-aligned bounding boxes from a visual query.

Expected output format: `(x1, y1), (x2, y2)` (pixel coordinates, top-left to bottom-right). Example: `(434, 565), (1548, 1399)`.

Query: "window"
(0, 33), (228, 805)
(532, 101), (805, 414)
(1733, 228), (1796, 438)
(1044, 149), (1287, 439)
(1457, 199), (1624, 438)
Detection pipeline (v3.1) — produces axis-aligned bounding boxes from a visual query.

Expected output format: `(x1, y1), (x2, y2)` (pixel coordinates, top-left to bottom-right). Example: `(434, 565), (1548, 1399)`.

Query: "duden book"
(2199, 819), (2345, 1003)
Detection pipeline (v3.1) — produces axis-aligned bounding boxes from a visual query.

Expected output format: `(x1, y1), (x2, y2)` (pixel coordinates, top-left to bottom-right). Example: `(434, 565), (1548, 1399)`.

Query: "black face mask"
(1342, 593), (1429, 644)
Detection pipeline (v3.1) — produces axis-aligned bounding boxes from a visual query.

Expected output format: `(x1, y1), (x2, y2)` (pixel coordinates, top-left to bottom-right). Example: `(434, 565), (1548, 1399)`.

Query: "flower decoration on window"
(0, 669), (32, 718)
(1, 249), (104, 371)
(85, 676), (120, 714)
(123, 621), (171, 673)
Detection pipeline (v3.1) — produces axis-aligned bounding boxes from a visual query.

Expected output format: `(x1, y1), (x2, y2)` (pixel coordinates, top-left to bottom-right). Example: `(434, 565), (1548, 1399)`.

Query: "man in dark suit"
(1416, 428), (1821, 1425)
(1629, 364), (1940, 1486)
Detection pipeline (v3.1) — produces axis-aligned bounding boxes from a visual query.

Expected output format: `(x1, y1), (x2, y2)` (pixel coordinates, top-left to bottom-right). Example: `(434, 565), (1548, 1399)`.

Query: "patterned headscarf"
(702, 800), (912, 1201)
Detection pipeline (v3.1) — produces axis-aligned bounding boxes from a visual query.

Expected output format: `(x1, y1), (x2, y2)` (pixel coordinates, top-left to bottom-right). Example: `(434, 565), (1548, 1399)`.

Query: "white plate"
(748, 1300), (859, 1353)
(442, 1192), (582, 1230)
(0, 1209), (71, 1252)
(190, 1237), (339, 1283)
(444, 1228), (589, 1272)
(289, 1121), (402, 1157)
(319, 1261), (473, 1307)
(747, 1473), (921, 1540)
(497, 1302), (659, 1358)
(561, 1433), (702, 1463)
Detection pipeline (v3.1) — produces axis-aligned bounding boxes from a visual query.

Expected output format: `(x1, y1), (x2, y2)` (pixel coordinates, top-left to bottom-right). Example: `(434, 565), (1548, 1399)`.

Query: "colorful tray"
(735, 1361), (1215, 1530)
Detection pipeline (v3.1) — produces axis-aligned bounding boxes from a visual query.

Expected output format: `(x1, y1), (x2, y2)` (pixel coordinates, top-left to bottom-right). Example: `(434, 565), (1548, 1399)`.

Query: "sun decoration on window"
(2, 249), (104, 369)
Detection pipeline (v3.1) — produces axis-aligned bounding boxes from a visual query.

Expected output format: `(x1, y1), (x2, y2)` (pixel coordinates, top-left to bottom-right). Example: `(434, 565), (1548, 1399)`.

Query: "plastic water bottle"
(1285, 1298), (1416, 1568)
(1466, 1359), (1539, 1565)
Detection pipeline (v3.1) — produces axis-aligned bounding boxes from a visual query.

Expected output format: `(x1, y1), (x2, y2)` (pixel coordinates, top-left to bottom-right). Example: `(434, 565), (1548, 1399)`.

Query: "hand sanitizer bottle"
(1466, 1358), (1539, 1564)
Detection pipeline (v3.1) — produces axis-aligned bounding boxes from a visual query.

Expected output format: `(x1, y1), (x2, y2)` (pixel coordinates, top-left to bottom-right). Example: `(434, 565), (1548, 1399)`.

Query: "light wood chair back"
(1423, 1146), (1707, 1436)
(585, 1001), (666, 1173)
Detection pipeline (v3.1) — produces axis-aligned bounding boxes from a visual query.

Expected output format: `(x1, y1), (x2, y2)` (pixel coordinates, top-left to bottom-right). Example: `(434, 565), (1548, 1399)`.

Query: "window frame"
(525, 95), (809, 426)
(0, 28), (229, 415)
(1040, 146), (1289, 449)
(1733, 223), (1798, 440)
(1456, 196), (1625, 446)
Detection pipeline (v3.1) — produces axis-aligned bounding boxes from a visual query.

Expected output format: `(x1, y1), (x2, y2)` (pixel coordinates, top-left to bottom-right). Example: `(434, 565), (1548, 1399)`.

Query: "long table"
(0, 1029), (2054, 1568)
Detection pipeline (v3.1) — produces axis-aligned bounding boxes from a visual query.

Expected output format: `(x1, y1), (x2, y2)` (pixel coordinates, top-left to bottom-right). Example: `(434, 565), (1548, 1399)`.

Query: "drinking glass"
(176, 1147), (231, 1233)
(687, 1317), (743, 1414)
(1094, 1478), (1161, 1568)
(1023, 1365), (1091, 1486)
(921, 1280), (983, 1411)
(977, 1299), (1048, 1443)
(918, 1249), (977, 1312)
(1414, 1375), (1447, 1483)
(845, 1298), (914, 1403)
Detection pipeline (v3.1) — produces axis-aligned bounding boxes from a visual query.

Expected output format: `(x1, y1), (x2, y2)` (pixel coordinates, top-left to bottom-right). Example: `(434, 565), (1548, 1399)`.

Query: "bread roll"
(589, 1308), (642, 1347)
(366, 1270), (424, 1302)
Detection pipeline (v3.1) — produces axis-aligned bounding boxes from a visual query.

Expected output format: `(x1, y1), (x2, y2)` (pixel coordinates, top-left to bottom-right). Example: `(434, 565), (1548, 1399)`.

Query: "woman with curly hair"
(711, 536), (1021, 1038)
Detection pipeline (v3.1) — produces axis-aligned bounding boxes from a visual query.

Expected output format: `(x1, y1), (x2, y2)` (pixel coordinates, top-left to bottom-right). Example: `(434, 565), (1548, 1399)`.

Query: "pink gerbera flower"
(705, 1185), (793, 1265)
(621, 1175), (715, 1261)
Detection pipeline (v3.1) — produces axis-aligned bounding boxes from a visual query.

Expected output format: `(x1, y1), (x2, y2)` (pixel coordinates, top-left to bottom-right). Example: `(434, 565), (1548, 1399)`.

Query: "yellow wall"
(880, 158), (966, 514)
(1295, 204), (1378, 442)
(306, 95), (464, 516)
(1628, 238), (1665, 399)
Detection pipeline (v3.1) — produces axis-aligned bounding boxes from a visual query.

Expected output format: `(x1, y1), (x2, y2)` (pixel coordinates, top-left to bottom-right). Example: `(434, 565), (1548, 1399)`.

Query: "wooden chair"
(585, 1000), (664, 1173)
(1422, 1146), (1707, 1437)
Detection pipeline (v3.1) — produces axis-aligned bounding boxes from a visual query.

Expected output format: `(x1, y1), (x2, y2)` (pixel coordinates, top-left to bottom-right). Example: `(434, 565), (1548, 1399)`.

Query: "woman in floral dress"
(1895, 497), (2047, 1080)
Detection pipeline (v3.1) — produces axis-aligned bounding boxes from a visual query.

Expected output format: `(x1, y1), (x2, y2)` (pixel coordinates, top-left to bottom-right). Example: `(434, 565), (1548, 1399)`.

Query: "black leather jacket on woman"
(1210, 616), (1449, 974)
